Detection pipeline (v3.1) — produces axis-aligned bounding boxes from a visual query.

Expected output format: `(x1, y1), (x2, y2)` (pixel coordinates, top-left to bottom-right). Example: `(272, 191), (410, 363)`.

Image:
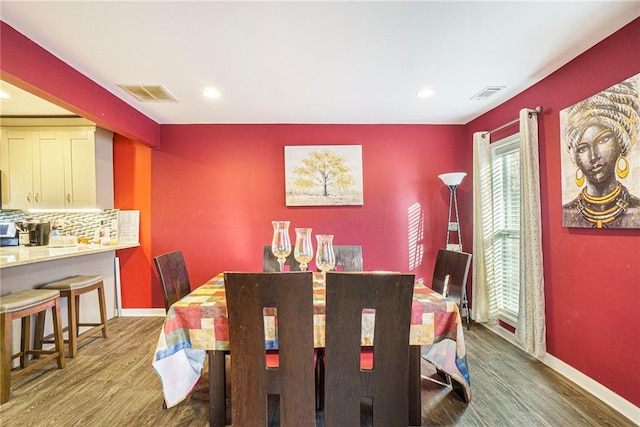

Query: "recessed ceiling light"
(0, 90), (10, 99)
(417, 88), (435, 98)
(202, 87), (221, 99)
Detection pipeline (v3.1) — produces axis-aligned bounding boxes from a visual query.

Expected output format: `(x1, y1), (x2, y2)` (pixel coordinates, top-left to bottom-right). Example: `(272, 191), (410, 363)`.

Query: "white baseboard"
(120, 308), (166, 317)
(540, 353), (640, 423)
(481, 324), (639, 424)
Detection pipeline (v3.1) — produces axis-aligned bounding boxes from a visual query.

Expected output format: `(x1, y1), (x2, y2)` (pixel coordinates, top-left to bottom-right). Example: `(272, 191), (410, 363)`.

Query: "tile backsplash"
(0, 209), (119, 240)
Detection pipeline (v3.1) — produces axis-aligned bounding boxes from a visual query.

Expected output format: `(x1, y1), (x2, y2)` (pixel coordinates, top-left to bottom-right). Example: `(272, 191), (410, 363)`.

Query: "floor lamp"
(438, 172), (471, 328)
(438, 172), (466, 252)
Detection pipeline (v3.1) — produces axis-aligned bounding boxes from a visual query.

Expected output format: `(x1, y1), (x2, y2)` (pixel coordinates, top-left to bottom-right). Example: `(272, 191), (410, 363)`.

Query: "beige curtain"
(516, 108), (546, 358)
(471, 109), (546, 358)
(471, 131), (498, 324)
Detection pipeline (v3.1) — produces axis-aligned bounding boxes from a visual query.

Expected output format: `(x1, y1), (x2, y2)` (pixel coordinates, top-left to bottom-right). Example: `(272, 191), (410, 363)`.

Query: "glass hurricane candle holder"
(315, 234), (336, 278)
(271, 221), (292, 272)
(294, 228), (314, 271)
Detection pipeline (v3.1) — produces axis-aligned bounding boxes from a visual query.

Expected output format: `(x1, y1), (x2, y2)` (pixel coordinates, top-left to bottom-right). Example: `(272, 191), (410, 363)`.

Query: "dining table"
(153, 272), (471, 426)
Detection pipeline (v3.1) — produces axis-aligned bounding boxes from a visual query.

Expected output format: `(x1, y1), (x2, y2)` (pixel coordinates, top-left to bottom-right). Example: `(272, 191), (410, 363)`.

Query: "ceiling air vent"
(117, 84), (177, 102)
(470, 86), (506, 101)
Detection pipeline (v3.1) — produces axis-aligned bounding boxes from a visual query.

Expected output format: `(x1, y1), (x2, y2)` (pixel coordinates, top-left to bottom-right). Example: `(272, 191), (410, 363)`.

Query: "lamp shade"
(438, 172), (467, 186)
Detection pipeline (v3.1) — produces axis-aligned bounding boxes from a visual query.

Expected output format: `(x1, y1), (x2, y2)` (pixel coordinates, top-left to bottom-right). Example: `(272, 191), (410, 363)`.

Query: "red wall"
(2, 15), (638, 408)
(0, 21), (161, 148)
(466, 18), (640, 405)
(150, 124), (470, 308)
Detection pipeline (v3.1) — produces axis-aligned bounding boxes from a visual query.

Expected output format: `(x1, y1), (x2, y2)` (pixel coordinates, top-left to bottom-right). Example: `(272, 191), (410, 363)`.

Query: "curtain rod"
(483, 106), (543, 136)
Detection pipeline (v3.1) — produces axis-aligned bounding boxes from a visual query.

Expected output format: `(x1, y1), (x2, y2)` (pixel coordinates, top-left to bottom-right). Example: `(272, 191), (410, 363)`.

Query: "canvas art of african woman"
(560, 73), (640, 228)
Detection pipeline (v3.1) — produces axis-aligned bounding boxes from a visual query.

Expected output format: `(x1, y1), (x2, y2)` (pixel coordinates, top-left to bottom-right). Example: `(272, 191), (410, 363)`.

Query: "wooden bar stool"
(0, 289), (66, 403)
(36, 275), (108, 358)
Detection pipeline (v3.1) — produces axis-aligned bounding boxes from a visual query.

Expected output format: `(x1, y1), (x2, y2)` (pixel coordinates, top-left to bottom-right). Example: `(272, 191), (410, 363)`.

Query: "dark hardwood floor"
(0, 317), (634, 426)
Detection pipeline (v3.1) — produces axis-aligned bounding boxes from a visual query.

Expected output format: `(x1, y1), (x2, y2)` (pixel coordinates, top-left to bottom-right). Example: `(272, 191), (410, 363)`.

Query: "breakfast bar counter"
(0, 242), (139, 269)
(1, 242), (139, 328)
(1, 241), (139, 361)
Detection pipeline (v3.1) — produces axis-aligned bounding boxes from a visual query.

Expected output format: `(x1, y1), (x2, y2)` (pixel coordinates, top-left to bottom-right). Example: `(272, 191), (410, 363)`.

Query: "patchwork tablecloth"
(153, 272), (471, 407)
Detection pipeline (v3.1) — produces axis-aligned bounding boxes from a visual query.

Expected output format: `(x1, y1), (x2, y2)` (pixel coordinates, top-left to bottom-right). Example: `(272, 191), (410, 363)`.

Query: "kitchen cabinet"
(36, 130), (66, 209)
(0, 123), (113, 210)
(62, 129), (96, 208)
(0, 130), (35, 209)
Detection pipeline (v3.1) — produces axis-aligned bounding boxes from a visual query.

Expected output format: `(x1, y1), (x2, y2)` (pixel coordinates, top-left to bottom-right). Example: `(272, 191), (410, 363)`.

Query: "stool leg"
(67, 291), (78, 358)
(75, 294), (81, 333)
(20, 315), (31, 369)
(1, 313), (12, 403)
(51, 299), (66, 369)
(33, 310), (46, 358)
(97, 283), (108, 338)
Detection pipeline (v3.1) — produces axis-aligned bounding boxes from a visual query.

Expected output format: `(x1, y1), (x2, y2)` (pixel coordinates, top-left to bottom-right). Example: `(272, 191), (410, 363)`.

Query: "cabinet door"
(0, 130), (35, 209)
(34, 131), (66, 209)
(64, 129), (97, 208)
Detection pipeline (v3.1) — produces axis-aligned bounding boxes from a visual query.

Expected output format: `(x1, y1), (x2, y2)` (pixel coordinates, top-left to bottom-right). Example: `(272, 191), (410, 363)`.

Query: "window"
(490, 134), (520, 324)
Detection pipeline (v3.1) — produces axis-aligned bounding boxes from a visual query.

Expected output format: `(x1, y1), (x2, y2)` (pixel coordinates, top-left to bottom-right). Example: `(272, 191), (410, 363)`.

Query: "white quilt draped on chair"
(472, 108), (546, 358)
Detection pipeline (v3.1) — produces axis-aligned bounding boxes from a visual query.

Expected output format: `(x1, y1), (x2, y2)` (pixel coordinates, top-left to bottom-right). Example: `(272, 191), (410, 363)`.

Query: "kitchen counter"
(0, 241), (139, 366)
(0, 242), (139, 269)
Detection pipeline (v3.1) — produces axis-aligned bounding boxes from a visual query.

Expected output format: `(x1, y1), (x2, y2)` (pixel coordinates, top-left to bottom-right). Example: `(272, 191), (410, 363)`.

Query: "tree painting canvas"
(285, 145), (364, 206)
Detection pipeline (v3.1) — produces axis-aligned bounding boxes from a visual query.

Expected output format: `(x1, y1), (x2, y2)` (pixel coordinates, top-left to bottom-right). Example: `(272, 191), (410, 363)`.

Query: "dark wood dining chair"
(423, 248), (472, 389)
(262, 245), (299, 272)
(431, 248), (472, 329)
(313, 244), (363, 410)
(324, 272), (415, 427)
(153, 250), (209, 410)
(224, 271), (316, 426)
(333, 245), (363, 271)
(153, 250), (192, 311)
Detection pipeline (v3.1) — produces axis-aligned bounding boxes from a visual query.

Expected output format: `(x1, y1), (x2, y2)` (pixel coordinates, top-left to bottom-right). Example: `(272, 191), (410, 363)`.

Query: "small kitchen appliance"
(0, 222), (19, 246)
(26, 221), (51, 246)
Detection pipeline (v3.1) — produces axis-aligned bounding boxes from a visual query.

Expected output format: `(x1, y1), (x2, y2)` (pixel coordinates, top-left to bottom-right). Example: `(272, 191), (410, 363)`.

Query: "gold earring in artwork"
(575, 168), (584, 187)
(616, 156), (629, 179)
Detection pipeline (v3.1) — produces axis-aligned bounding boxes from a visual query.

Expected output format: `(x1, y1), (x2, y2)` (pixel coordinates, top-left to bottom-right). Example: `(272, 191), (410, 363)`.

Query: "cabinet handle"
(35, 193), (39, 203)
(67, 193), (71, 203)
(27, 192), (32, 203)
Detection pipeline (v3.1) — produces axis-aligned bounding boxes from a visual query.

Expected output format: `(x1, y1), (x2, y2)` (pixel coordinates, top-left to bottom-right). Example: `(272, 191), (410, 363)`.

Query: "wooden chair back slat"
(333, 245), (363, 271)
(324, 272), (415, 427)
(153, 251), (192, 311)
(224, 271), (316, 426)
(432, 249), (472, 305)
(262, 245), (298, 272)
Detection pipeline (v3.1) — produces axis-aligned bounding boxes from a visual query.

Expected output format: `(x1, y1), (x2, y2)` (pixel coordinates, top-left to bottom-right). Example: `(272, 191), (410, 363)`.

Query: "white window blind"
(490, 136), (520, 321)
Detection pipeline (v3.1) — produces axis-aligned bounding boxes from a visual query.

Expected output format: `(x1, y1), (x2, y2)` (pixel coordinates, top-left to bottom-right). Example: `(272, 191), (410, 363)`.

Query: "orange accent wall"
(113, 135), (154, 308)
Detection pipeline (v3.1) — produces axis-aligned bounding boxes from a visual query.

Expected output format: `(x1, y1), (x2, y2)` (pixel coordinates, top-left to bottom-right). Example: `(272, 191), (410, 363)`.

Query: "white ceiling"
(1, 1), (638, 124)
